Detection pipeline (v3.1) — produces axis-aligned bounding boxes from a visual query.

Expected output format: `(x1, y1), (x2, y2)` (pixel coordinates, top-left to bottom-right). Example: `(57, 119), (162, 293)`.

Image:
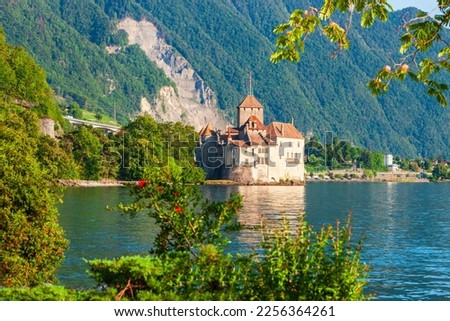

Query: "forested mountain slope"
(1, 0), (448, 158)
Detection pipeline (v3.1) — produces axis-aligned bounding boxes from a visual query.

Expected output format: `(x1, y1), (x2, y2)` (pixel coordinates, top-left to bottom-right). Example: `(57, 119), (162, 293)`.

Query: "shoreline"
(59, 177), (447, 187)
(58, 179), (128, 187)
(305, 178), (430, 183)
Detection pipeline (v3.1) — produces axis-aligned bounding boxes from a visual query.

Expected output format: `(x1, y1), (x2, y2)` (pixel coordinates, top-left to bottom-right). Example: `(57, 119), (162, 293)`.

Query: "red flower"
(174, 206), (182, 214)
(138, 179), (147, 189)
(173, 191), (179, 196)
(157, 187), (163, 193)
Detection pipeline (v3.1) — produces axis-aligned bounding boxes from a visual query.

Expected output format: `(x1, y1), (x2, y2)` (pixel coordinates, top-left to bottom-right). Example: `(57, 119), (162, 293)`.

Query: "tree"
(0, 107), (69, 287)
(432, 163), (449, 180)
(271, 0), (450, 106)
(116, 116), (200, 181)
(63, 125), (118, 180)
(0, 31), (79, 286)
(423, 158), (433, 171)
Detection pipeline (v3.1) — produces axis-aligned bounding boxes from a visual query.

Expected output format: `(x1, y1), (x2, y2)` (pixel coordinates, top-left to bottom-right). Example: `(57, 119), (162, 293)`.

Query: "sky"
(389, 0), (438, 13)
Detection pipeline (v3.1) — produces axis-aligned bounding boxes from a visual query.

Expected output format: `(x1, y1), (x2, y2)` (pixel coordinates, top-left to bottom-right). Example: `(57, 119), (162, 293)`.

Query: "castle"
(196, 94), (305, 184)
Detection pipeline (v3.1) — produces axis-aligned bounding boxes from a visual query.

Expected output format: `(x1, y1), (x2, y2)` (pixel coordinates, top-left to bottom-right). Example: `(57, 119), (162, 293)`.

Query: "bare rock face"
(39, 118), (55, 139)
(115, 18), (227, 130)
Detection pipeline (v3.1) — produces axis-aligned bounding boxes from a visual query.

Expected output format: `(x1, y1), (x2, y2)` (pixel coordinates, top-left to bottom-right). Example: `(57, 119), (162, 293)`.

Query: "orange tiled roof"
(240, 115), (265, 131)
(266, 122), (303, 139)
(248, 132), (272, 146)
(230, 140), (249, 147)
(237, 95), (264, 108)
(198, 123), (216, 137)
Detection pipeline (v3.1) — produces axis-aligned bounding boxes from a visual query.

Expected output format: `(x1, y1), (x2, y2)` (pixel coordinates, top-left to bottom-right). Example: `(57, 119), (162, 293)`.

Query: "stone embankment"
(58, 180), (127, 187)
(306, 170), (431, 183)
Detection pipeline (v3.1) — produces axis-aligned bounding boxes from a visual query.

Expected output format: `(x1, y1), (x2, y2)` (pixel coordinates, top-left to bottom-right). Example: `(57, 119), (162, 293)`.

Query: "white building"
(384, 154), (394, 167)
(196, 95), (305, 184)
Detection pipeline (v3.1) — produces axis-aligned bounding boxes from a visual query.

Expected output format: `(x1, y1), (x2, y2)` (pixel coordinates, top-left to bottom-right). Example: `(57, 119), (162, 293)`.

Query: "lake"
(57, 182), (450, 300)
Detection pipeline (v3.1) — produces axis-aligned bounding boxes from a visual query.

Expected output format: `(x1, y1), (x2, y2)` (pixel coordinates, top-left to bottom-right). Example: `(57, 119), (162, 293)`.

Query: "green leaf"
(323, 22), (350, 50)
(438, 46), (450, 58)
(336, 0), (351, 12)
(416, 10), (428, 18)
(273, 23), (290, 34)
(374, 5), (389, 22)
(361, 10), (375, 28)
(353, 0), (366, 12)
(400, 33), (413, 54)
(319, 0), (335, 19)
(436, 92), (447, 106)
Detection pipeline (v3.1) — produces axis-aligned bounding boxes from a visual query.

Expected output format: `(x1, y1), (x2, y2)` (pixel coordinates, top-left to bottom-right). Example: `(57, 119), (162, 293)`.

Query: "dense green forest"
(0, 23), (201, 183)
(0, 0), (174, 124)
(0, 0), (449, 158)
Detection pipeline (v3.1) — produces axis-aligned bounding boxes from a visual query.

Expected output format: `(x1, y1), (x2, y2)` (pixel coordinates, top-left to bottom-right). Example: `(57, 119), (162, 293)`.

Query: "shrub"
(0, 285), (116, 301)
(117, 160), (241, 255)
(87, 164), (370, 301)
(86, 214), (368, 301)
(362, 169), (376, 179)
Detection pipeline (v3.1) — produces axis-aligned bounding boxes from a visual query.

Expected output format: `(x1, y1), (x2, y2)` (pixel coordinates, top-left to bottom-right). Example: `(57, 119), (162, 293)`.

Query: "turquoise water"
(57, 182), (450, 300)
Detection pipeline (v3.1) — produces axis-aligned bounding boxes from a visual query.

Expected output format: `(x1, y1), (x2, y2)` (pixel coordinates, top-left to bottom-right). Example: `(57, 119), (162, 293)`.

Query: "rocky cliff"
(115, 18), (227, 130)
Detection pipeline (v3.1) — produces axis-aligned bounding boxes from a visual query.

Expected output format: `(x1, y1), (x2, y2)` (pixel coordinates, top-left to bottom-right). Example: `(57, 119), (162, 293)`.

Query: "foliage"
(0, 285), (116, 301)
(0, 32), (77, 287)
(362, 169), (377, 179)
(0, 28), (63, 124)
(86, 167), (369, 301)
(117, 116), (200, 181)
(271, 0), (450, 109)
(57, 115), (201, 181)
(271, 1), (392, 63)
(432, 163), (449, 180)
(88, 214), (369, 301)
(118, 161), (234, 255)
(305, 134), (387, 171)
(62, 125), (118, 180)
(0, 107), (69, 287)
(0, 1), (173, 124)
(369, 1), (450, 106)
(253, 214), (368, 300)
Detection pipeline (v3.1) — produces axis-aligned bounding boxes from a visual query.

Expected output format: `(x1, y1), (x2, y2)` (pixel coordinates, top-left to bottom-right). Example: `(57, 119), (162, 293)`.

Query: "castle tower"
(236, 95), (264, 127)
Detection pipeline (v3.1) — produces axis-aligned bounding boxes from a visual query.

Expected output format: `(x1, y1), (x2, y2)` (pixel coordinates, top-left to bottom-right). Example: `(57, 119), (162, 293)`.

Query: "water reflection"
(202, 185), (305, 250)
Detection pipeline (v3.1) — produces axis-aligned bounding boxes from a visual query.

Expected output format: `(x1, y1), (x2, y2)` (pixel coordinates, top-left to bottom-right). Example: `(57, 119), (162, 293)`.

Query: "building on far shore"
(196, 94), (305, 184)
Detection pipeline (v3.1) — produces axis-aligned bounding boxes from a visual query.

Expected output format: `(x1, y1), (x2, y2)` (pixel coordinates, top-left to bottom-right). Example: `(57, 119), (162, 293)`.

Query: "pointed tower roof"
(236, 95), (264, 109)
(198, 123), (216, 137)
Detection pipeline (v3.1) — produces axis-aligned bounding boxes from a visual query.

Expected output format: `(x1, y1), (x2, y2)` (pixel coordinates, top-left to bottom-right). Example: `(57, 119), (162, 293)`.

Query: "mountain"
(0, 0), (448, 158)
